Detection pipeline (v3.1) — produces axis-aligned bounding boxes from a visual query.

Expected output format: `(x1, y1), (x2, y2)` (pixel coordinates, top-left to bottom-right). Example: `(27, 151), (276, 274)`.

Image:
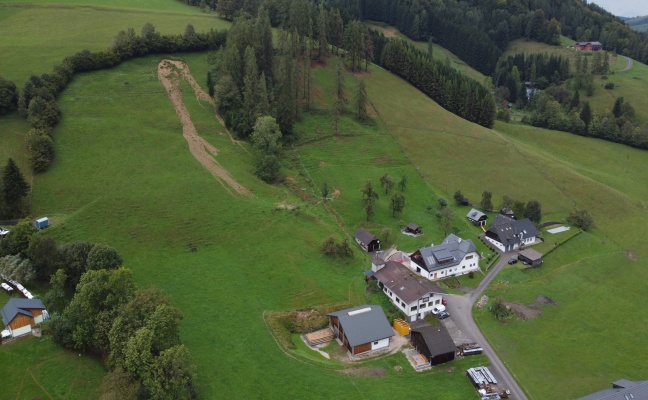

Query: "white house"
(409, 234), (480, 281)
(485, 215), (541, 252)
(373, 261), (445, 322)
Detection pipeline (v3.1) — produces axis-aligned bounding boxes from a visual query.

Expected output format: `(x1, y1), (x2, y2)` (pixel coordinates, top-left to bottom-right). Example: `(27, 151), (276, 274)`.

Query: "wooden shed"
(405, 223), (422, 235)
(354, 228), (381, 253)
(410, 325), (456, 366)
(1, 298), (47, 337)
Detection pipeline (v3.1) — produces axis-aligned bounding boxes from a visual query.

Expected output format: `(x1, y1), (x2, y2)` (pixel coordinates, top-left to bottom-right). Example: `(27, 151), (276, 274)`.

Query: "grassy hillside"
(4, 52), (492, 399)
(361, 61), (648, 398)
(0, 1), (228, 85)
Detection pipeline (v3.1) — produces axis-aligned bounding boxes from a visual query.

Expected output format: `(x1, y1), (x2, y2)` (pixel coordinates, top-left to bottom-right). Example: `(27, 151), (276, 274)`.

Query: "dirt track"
(157, 59), (251, 196)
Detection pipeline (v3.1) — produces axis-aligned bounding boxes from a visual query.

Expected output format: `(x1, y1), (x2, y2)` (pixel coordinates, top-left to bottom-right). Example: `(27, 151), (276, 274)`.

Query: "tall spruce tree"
(1, 158), (30, 218)
(354, 79), (368, 122)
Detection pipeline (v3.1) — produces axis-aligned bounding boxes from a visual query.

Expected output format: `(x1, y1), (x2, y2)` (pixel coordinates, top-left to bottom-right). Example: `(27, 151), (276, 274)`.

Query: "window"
(462, 266), (465, 269)
(435, 299), (440, 304)
(411, 305), (418, 311)
(416, 267), (421, 273)
(466, 255), (474, 259)
(373, 341), (379, 345)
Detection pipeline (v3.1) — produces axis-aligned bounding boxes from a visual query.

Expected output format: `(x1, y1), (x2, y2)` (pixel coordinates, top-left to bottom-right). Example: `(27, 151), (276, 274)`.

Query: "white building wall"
(371, 337), (390, 351)
(485, 236), (506, 252)
(11, 324), (32, 337)
(34, 314), (43, 324)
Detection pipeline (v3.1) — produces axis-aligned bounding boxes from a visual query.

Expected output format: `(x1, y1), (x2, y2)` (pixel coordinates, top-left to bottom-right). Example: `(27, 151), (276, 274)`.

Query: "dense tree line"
(380, 39), (495, 128)
(0, 76), (18, 115)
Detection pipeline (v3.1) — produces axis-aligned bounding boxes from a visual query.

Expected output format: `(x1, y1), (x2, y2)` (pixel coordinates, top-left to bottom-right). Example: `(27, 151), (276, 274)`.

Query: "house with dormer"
(408, 234), (480, 281)
(373, 261), (445, 322)
(485, 215), (541, 252)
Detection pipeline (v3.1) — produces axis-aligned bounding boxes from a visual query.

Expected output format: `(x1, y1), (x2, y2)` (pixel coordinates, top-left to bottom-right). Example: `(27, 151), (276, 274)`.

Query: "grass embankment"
(12, 52), (491, 399)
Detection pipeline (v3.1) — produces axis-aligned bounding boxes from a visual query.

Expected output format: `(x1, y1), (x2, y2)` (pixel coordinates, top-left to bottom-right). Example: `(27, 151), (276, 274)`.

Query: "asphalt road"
(444, 251), (529, 400)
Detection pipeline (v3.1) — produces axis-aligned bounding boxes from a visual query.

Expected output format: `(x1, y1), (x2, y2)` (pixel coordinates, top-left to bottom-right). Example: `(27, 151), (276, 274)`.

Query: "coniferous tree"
(242, 46), (260, 137)
(1, 158), (30, 218)
(317, 7), (328, 61)
(354, 79), (368, 122)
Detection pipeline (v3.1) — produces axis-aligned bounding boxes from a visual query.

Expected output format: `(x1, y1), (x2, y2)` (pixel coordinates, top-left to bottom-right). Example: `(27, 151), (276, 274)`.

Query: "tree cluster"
(567, 209), (594, 231)
(500, 195), (542, 223)
(0, 76), (18, 115)
(321, 236), (353, 259)
(361, 174), (406, 221)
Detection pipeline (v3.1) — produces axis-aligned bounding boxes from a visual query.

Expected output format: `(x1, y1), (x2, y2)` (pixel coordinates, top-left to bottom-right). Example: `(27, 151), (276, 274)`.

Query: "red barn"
(575, 41), (603, 51)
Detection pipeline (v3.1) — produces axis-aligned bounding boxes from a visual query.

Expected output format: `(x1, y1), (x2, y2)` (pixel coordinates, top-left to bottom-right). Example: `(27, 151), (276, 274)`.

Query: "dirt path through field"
(157, 59), (251, 196)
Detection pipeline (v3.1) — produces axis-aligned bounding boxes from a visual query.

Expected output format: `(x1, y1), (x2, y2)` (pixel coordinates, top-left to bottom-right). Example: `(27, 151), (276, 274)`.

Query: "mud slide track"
(157, 59), (251, 196)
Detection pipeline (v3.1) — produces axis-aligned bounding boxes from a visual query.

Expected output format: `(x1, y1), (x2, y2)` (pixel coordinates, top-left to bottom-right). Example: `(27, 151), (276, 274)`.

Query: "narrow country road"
(445, 251), (529, 400)
(619, 56), (633, 72)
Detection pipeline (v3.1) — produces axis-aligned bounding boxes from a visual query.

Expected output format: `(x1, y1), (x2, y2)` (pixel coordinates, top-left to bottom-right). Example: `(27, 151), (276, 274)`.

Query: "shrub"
(468, 271), (475, 279)
(567, 209), (594, 231)
(605, 82), (615, 89)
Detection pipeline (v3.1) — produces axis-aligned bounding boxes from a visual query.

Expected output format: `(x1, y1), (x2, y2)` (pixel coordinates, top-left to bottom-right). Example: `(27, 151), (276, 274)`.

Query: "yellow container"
(393, 318), (411, 336)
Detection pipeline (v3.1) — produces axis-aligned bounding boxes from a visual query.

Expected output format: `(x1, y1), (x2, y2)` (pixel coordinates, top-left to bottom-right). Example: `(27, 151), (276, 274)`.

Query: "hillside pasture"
(13, 52), (496, 399)
(0, 2), (228, 84)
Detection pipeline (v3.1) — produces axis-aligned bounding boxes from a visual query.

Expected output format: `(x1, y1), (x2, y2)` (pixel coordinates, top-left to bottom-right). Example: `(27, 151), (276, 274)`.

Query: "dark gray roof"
(327, 305), (393, 347)
(412, 234), (478, 272)
(1, 298), (46, 325)
(406, 223), (420, 231)
(411, 325), (456, 357)
(466, 208), (487, 221)
(372, 258), (385, 265)
(518, 248), (543, 261)
(354, 228), (378, 246)
(374, 261), (444, 304)
(577, 41), (602, 46)
(577, 380), (648, 400)
(487, 217), (540, 247)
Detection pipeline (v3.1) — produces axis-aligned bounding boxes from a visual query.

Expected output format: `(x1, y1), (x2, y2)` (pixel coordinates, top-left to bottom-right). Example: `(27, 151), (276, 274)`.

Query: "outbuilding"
(410, 325), (456, 366)
(33, 217), (49, 230)
(466, 209), (488, 227)
(354, 228), (381, 252)
(405, 223), (422, 235)
(1, 298), (47, 338)
(328, 305), (394, 355)
(518, 248), (543, 267)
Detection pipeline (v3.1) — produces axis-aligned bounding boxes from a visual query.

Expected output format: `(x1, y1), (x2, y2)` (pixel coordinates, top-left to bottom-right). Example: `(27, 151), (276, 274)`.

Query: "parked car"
(508, 258), (518, 265)
(437, 311), (450, 320)
(432, 305), (446, 314)
(442, 297), (447, 305)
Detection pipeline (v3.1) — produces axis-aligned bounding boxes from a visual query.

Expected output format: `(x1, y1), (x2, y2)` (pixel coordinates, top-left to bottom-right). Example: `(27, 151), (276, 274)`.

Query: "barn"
(405, 223), (422, 235)
(1, 298), (47, 338)
(575, 41), (603, 51)
(410, 325), (456, 366)
(354, 228), (381, 252)
(328, 305), (394, 355)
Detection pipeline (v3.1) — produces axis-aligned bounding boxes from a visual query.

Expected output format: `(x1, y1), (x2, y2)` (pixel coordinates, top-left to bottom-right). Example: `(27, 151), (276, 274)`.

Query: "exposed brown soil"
(628, 251), (637, 261)
(157, 59), (251, 197)
(505, 295), (556, 320)
(338, 367), (386, 378)
(331, 188), (340, 198)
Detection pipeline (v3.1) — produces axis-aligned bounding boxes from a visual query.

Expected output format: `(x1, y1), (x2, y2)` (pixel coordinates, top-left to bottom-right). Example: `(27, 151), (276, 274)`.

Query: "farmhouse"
(354, 228), (381, 252)
(575, 41), (603, 51)
(373, 261), (445, 322)
(485, 215), (540, 252)
(466, 208), (488, 227)
(1, 298), (47, 338)
(410, 325), (456, 366)
(409, 234), (480, 280)
(327, 305), (394, 355)
(518, 248), (543, 267)
(577, 379), (648, 400)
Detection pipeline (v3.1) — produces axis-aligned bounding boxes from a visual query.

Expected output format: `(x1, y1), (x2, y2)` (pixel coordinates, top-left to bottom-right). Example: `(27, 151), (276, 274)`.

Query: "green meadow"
(2, 3), (648, 398)
(0, 1), (228, 84)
